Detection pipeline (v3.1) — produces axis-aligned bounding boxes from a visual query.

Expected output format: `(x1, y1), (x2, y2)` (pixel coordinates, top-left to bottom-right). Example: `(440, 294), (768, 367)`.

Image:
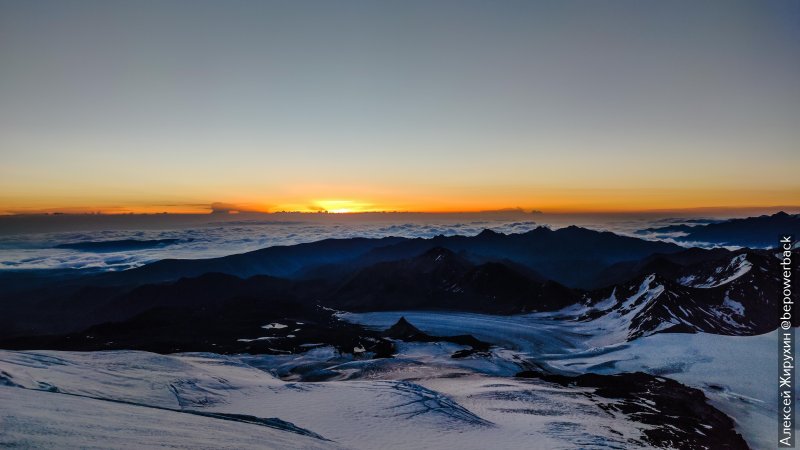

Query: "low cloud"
(209, 202), (270, 214)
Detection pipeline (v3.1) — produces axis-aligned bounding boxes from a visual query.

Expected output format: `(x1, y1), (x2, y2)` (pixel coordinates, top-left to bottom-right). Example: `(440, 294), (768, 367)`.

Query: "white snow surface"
(543, 331), (779, 450)
(0, 349), (654, 450)
(0, 308), (787, 449)
(262, 322), (288, 329)
(344, 311), (790, 449)
(0, 385), (339, 450)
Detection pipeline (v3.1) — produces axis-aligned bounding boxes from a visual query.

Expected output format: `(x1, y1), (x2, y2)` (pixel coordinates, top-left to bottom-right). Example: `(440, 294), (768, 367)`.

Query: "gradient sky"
(1, 0), (799, 214)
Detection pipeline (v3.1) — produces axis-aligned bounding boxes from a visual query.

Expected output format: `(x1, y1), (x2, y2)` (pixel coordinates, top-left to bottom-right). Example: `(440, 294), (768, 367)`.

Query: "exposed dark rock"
(325, 247), (579, 314)
(383, 316), (491, 357)
(0, 273), (395, 357)
(516, 370), (749, 449)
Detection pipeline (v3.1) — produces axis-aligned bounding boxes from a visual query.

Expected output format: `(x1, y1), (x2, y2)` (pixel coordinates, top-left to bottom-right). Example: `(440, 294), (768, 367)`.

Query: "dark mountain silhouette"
(312, 226), (685, 288)
(638, 211), (799, 247)
(87, 236), (408, 286)
(0, 272), (324, 338)
(0, 230), (790, 352)
(0, 249), (573, 341)
(324, 247), (579, 313)
(58, 226), (685, 289)
(0, 272), (394, 357)
(0, 226), (684, 328)
(590, 247), (734, 288)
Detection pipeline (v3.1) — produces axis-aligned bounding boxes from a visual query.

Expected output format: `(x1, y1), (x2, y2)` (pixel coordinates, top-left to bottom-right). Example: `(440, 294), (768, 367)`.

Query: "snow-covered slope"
(542, 331), (780, 450)
(0, 347), (747, 449)
(344, 311), (783, 449)
(0, 386), (341, 450)
(0, 350), (496, 449)
(677, 253), (753, 288)
(568, 259), (776, 344)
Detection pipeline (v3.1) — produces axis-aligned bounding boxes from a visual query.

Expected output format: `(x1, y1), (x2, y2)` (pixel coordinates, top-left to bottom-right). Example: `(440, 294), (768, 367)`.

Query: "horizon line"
(2, 205), (799, 217)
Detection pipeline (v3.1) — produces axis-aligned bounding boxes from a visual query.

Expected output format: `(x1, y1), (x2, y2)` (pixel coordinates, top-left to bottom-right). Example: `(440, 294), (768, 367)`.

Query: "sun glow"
(312, 200), (375, 214)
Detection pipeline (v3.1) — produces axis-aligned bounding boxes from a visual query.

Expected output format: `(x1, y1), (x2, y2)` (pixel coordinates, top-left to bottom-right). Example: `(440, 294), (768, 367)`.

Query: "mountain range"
(637, 211), (799, 247)
(0, 223), (789, 353)
(0, 218), (792, 450)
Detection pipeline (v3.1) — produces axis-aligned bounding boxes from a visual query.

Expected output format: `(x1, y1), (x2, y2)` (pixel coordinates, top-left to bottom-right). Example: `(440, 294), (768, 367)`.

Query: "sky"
(1, 0), (799, 214)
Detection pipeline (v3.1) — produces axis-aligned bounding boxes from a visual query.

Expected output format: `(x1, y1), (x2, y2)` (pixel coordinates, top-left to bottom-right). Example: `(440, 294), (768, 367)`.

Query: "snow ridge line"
(0, 384), (331, 441)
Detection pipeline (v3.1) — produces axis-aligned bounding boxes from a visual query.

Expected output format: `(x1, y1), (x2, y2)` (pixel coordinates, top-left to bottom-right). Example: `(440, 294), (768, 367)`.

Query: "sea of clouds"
(0, 214), (714, 271)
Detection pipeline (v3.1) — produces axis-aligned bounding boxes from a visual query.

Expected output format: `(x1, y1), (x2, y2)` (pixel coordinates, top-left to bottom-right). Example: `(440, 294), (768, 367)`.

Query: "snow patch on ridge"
(683, 254), (752, 288)
(584, 275), (666, 347)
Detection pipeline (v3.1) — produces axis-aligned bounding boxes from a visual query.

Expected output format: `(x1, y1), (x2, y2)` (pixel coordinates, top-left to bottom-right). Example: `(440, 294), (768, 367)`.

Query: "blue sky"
(1, 0), (798, 213)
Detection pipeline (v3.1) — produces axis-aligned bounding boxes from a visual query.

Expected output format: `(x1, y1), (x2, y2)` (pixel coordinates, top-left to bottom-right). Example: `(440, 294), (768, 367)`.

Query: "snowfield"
(0, 310), (784, 449)
(543, 331), (778, 450)
(344, 311), (784, 449)
(0, 386), (341, 450)
(1, 349), (665, 449)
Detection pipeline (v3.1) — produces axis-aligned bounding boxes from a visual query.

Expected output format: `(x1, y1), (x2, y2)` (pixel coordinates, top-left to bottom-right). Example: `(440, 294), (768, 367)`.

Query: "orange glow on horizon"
(2, 184), (799, 216)
(305, 200), (377, 214)
(3, 194), (800, 216)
